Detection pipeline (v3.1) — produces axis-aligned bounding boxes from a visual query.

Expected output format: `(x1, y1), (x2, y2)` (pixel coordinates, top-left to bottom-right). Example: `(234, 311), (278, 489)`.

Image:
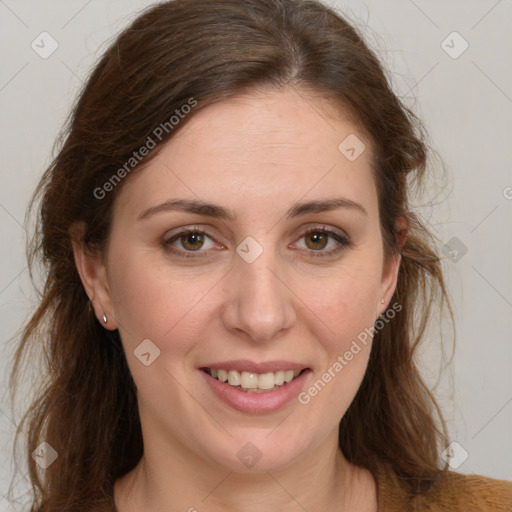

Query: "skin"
(72, 86), (405, 511)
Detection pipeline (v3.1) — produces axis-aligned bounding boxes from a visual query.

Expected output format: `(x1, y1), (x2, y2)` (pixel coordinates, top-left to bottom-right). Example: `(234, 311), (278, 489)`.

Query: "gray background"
(1, 0), (511, 508)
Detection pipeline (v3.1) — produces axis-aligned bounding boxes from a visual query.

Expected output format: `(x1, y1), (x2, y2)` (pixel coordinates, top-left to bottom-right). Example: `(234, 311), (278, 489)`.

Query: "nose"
(221, 248), (296, 343)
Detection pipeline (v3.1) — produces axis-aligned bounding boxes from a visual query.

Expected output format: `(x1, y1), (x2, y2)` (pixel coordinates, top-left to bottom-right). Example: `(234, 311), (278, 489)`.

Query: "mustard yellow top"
(373, 461), (512, 511)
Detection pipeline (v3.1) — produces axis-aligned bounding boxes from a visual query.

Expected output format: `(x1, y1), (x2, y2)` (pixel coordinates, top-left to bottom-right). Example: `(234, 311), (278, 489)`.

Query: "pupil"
(308, 232), (327, 250)
(184, 233), (203, 250)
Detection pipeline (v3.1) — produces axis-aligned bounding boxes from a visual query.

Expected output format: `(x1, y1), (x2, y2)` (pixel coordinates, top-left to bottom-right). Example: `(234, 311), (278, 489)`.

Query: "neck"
(114, 427), (377, 512)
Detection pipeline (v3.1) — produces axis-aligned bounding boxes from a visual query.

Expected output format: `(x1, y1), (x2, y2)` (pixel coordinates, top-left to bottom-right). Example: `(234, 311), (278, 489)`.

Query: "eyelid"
(164, 225), (219, 242)
(296, 224), (349, 240)
(161, 226), (221, 260)
(292, 225), (352, 256)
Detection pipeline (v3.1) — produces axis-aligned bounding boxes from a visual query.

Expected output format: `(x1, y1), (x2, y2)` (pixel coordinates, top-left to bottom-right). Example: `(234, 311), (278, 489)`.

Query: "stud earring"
(102, 313), (108, 324)
(381, 299), (385, 304)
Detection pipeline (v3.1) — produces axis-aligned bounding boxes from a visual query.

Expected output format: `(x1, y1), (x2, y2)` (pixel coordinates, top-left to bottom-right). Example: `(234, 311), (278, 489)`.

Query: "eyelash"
(163, 225), (352, 259)
(299, 226), (352, 257)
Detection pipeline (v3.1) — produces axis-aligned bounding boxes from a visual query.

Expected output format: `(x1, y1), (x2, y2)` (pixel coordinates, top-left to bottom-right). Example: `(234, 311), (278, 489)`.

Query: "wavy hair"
(10, 0), (453, 510)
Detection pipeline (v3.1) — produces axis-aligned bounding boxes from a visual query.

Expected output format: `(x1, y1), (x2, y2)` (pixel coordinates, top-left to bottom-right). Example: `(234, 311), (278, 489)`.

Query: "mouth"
(200, 367), (306, 393)
(199, 362), (312, 413)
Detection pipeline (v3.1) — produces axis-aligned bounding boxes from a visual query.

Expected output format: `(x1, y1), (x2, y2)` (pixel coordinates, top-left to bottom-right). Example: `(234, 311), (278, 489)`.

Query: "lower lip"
(199, 369), (311, 414)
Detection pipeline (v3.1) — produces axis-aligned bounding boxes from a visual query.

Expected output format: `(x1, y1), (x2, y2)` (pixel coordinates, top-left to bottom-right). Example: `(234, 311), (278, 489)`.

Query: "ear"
(378, 215), (408, 315)
(69, 221), (117, 330)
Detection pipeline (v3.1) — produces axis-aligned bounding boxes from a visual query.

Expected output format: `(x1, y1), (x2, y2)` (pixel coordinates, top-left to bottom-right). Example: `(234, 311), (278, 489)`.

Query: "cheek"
(107, 252), (218, 415)
(107, 247), (220, 351)
(292, 253), (382, 406)
(294, 254), (383, 341)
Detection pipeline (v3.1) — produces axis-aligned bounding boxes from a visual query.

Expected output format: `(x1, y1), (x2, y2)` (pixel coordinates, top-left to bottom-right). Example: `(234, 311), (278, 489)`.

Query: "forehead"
(114, 87), (378, 221)
(167, 87), (369, 163)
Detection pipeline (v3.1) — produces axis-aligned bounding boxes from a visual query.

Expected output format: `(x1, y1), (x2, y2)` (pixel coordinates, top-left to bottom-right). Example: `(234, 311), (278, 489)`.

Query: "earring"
(102, 313), (108, 324)
(381, 299), (385, 304)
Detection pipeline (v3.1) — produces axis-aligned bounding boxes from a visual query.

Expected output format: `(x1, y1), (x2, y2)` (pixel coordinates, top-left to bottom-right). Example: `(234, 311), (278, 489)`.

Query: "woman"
(10, 0), (512, 510)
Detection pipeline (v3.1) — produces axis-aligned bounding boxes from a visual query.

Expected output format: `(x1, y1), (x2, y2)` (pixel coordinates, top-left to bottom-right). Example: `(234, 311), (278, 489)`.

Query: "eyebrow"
(137, 197), (367, 221)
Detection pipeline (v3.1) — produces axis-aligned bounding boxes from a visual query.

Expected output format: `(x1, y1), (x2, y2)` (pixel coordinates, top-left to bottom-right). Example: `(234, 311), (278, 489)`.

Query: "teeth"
(258, 372), (275, 390)
(284, 370), (295, 383)
(206, 368), (303, 390)
(228, 370), (241, 386)
(274, 370), (285, 385)
(240, 372), (258, 389)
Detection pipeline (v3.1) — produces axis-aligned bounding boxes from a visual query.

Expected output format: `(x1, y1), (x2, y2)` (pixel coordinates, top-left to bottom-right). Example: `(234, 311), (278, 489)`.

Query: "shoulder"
(415, 470), (512, 512)
(373, 461), (512, 511)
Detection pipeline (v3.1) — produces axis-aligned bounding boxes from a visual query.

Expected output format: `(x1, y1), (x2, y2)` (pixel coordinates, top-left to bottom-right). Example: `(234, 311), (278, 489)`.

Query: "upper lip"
(200, 359), (309, 373)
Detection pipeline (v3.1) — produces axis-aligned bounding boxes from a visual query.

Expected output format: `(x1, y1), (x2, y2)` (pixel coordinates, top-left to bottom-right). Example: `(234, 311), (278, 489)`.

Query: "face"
(79, 87), (401, 474)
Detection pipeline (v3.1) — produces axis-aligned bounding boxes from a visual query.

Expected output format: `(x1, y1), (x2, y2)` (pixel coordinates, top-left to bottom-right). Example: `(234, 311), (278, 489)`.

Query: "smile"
(199, 363), (311, 414)
(201, 368), (304, 393)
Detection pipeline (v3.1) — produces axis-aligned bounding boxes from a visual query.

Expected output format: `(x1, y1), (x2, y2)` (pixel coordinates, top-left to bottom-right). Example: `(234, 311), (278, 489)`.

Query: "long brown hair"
(10, 0), (453, 510)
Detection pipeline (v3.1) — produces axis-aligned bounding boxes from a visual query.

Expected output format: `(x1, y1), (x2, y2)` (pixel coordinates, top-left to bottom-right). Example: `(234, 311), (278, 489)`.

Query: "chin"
(200, 430), (310, 474)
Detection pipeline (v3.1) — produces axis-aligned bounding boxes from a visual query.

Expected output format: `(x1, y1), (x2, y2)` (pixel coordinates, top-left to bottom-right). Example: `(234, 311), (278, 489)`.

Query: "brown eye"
(295, 226), (352, 257)
(304, 231), (329, 250)
(180, 232), (205, 251)
(164, 228), (219, 258)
